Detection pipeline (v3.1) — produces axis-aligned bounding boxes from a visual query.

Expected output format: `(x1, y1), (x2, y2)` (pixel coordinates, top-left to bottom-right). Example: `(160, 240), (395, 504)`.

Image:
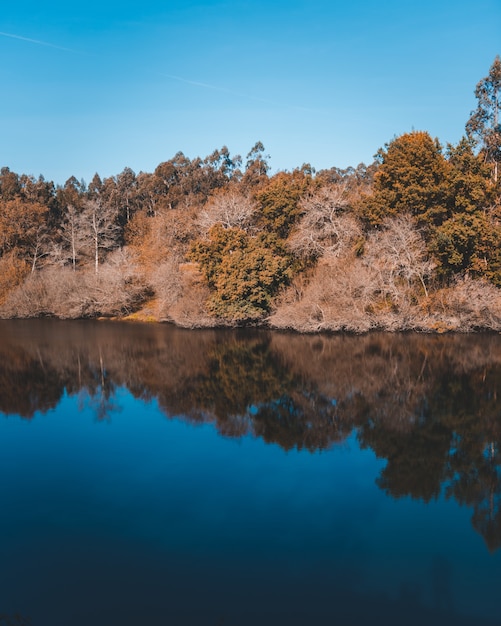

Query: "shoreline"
(1, 312), (500, 335)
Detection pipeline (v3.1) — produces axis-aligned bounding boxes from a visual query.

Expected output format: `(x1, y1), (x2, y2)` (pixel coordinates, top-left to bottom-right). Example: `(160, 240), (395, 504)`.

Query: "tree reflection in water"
(1, 319), (501, 550)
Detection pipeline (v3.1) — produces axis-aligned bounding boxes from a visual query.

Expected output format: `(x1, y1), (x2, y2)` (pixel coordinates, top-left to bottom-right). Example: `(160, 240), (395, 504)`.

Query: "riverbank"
(1, 257), (500, 333)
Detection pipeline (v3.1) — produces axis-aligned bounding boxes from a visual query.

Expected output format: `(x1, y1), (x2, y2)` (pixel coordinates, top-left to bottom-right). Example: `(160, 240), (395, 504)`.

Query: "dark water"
(0, 320), (500, 626)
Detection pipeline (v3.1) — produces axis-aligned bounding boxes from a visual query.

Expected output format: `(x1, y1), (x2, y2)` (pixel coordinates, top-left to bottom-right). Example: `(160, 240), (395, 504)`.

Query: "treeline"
(0, 57), (500, 331)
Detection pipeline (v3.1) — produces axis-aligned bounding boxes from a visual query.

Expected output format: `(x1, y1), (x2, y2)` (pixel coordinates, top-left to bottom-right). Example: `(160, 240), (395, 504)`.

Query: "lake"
(0, 320), (500, 626)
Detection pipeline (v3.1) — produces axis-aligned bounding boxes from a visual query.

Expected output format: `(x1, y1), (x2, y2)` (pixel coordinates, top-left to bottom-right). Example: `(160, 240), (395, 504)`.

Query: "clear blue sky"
(1, 0), (500, 185)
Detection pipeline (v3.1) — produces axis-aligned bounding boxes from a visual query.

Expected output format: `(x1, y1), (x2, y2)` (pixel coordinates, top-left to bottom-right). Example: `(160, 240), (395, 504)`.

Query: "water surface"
(0, 320), (500, 626)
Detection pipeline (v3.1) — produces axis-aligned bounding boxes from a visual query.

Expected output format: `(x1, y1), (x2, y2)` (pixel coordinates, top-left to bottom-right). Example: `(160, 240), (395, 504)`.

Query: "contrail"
(0, 30), (78, 53)
(156, 71), (314, 112)
(0, 32), (312, 111)
(157, 71), (278, 105)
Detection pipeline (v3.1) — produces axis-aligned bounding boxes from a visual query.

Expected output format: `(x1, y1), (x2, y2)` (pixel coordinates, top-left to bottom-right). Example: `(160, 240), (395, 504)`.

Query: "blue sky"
(1, 0), (500, 185)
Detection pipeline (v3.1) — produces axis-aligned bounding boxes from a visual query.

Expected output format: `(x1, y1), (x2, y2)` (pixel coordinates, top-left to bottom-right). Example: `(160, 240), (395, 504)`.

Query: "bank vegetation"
(1, 57), (500, 332)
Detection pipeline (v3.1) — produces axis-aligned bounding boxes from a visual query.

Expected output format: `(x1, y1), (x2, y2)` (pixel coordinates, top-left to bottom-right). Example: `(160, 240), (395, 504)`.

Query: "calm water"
(0, 320), (500, 626)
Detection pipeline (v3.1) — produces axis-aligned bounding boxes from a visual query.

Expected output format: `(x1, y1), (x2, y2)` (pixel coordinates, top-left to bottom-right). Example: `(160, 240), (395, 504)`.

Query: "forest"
(0, 57), (500, 332)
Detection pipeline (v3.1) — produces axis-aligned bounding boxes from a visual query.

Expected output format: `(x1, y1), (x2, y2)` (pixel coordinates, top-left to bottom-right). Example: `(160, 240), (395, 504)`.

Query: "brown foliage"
(358, 131), (451, 227)
(272, 218), (501, 333)
(0, 252), (30, 305)
(271, 255), (376, 332)
(0, 250), (149, 319)
(0, 199), (49, 265)
(125, 208), (198, 271)
(256, 170), (311, 239)
(424, 276), (501, 332)
(166, 263), (215, 328)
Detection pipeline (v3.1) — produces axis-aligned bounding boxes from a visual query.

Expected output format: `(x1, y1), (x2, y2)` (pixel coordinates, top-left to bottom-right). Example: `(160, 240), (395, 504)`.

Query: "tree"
(256, 170), (311, 239)
(316, 162), (377, 200)
(87, 173), (103, 199)
(429, 138), (501, 283)
(115, 167), (138, 223)
(446, 137), (494, 213)
(364, 216), (435, 300)
(189, 224), (292, 321)
(19, 173), (56, 209)
(203, 145), (242, 184)
(0, 167), (21, 200)
(359, 131), (450, 227)
(431, 212), (501, 283)
(79, 199), (121, 273)
(0, 198), (49, 270)
(0, 250), (30, 305)
(56, 176), (85, 214)
(197, 187), (256, 233)
(240, 141), (270, 189)
(58, 204), (81, 270)
(288, 185), (362, 260)
(466, 56), (501, 183)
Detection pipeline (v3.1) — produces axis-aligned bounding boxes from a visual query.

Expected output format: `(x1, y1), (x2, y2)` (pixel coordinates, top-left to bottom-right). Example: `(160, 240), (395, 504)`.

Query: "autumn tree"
(466, 56), (501, 183)
(53, 175), (85, 231)
(240, 141), (270, 190)
(316, 162), (377, 201)
(135, 155), (195, 215)
(431, 213), (501, 283)
(256, 169), (311, 239)
(357, 128), (501, 285)
(115, 167), (139, 224)
(188, 165), (310, 322)
(359, 131), (450, 227)
(189, 224), (292, 321)
(430, 138), (501, 282)
(446, 137), (494, 213)
(0, 251), (30, 305)
(19, 174), (57, 213)
(0, 198), (50, 271)
(126, 205), (198, 270)
(0, 167), (21, 200)
(87, 173), (103, 199)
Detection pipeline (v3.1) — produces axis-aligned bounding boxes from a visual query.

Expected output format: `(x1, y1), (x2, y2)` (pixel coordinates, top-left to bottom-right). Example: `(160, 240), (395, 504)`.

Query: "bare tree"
(79, 199), (121, 273)
(364, 216), (435, 300)
(0, 249), (149, 319)
(85, 248), (149, 316)
(59, 204), (81, 270)
(27, 221), (51, 273)
(271, 255), (376, 333)
(150, 257), (184, 314)
(288, 185), (361, 259)
(429, 276), (501, 331)
(197, 188), (256, 233)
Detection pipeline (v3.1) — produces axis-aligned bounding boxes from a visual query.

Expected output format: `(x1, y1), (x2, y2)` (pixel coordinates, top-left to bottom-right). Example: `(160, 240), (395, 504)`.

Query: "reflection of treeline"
(2, 320), (501, 548)
(1, 59), (501, 331)
(2, 322), (501, 438)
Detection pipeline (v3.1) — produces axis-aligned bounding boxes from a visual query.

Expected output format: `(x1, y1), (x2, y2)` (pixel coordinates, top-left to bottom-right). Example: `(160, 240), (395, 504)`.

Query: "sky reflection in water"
(0, 320), (500, 626)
